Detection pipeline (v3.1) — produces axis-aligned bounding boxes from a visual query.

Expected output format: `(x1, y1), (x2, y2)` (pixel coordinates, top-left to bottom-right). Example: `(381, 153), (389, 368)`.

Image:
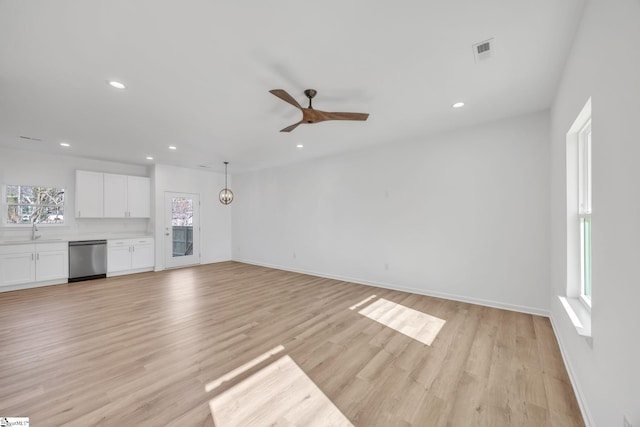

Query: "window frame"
(3, 184), (66, 227)
(561, 97), (592, 339)
(577, 120), (592, 309)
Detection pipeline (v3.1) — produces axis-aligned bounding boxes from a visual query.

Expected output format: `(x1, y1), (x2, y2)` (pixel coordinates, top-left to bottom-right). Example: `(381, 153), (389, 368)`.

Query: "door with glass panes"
(164, 192), (200, 268)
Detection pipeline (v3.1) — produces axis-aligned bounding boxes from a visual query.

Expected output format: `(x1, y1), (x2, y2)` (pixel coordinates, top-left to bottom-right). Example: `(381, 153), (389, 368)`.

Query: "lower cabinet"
(107, 238), (154, 276)
(36, 243), (69, 281)
(0, 242), (68, 290)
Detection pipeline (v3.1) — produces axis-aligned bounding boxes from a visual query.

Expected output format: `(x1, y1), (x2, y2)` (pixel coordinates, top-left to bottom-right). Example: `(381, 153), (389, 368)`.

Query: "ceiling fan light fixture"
(452, 102), (465, 108)
(219, 161), (234, 205)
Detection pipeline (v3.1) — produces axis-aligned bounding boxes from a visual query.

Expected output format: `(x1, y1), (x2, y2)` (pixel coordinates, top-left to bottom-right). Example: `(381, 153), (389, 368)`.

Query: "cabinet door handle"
(31, 253), (34, 261)
(37, 253), (40, 261)
(78, 210), (81, 217)
(132, 246), (135, 252)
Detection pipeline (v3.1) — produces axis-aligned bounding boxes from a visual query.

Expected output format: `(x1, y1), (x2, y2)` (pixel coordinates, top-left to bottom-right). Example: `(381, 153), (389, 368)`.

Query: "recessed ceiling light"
(452, 102), (465, 108)
(146, 156), (153, 160)
(107, 80), (126, 89)
(168, 146), (177, 150)
(296, 144), (304, 148)
(60, 142), (70, 147)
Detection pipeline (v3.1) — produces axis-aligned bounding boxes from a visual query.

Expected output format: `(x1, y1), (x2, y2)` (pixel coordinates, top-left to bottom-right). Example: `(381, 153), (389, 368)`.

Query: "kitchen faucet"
(32, 221), (41, 240)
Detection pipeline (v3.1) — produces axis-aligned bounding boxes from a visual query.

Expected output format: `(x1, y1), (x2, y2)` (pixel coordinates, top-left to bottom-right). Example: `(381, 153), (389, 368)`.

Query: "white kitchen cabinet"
(77, 171), (150, 218)
(131, 239), (154, 269)
(103, 174), (150, 218)
(35, 242), (69, 281)
(76, 170), (104, 218)
(107, 240), (133, 272)
(0, 242), (68, 290)
(107, 238), (154, 276)
(126, 176), (151, 218)
(0, 244), (35, 286)
(103, 173), (128, 218)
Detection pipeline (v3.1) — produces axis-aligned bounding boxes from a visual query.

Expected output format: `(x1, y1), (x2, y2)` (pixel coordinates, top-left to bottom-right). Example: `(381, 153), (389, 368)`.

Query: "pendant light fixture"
(219, 161), (234, 205)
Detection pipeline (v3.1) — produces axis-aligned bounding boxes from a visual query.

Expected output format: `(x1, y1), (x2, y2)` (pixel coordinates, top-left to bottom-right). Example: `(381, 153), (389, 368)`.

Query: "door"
(164, 192), (200, 269)
(76, 170), (104, 218)
(127, 176), (151, 218)
(131, 239), (155, 269)
(0, 244), (36, 287)
(103, 173), (128, 218)
(35, 243), (69, 281)
(107, 241), (133, 273)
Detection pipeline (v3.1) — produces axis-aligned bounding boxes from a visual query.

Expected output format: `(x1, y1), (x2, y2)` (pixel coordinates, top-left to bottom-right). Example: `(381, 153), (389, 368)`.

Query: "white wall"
(233, 111), (550, 314)
(549, 0), (640, 425)
(0, 147), (150, 240)
(153, 164), (232, 270)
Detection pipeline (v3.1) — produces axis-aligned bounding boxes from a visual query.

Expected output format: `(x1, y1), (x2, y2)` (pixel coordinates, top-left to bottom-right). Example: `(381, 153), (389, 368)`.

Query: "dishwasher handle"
(69, 240), (107, 246)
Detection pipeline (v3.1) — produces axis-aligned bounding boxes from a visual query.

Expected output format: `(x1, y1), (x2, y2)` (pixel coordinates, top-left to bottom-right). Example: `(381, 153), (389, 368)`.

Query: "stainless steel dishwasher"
(68, 240), (107, 282)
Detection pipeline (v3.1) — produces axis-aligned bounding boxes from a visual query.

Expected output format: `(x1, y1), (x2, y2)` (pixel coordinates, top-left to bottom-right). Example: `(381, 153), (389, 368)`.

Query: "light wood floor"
(0, 262), (583, 426)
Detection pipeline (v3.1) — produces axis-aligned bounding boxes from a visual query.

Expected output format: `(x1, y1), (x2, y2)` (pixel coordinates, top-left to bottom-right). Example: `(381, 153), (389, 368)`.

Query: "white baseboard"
(0, 278), (67, 293)
(155, 257), (232, 272)
(232, 258), (550, 317)
(549, 314), (594, 427)
(107, 267), (154, 277)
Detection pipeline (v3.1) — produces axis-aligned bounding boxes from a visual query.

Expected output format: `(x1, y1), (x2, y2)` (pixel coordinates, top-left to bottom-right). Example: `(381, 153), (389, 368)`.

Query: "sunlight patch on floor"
(205, 345), (285, 392)
(349, 294), (377, 310)
(209, 354), (353, 427)
(358, 297), (446, 345)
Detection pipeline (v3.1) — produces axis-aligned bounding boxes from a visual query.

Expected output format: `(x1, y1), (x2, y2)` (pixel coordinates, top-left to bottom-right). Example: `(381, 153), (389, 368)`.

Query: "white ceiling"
(0, 0), (584, 173)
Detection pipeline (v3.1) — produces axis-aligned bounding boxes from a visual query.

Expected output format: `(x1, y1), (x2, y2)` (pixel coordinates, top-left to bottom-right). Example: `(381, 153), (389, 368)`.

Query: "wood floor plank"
(0, 261), (584, 426)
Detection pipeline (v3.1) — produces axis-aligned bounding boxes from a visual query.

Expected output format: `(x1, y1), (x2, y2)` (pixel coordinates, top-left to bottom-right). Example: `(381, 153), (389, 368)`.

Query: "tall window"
(578, 121), (591, 305)
(5, 185), (65, 225)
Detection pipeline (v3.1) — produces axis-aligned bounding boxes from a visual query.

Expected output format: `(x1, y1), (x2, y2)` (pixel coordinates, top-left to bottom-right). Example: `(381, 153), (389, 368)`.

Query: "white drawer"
(0, 243), (35, 255)
(108, 238), (153, 247)
(108, 239), (132, 247)
(36, 242), (68, 252)
(133, 238), (153, 245)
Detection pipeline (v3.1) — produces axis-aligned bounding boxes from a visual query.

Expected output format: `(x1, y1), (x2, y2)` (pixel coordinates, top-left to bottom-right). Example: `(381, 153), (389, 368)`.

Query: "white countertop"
(0, 234), (153, 245)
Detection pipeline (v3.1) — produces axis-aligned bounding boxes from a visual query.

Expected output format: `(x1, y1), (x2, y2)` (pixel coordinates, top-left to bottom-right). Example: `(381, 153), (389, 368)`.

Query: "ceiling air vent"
(472, 38), (494, 63)
(19, 135), (43, 142)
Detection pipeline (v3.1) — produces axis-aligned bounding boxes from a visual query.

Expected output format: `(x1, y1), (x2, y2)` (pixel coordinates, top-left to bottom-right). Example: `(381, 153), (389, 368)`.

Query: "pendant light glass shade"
(219, 161), (234, 205)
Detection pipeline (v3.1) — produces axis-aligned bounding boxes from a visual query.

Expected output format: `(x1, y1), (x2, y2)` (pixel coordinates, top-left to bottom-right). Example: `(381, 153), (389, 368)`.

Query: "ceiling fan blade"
(322, 112), (369, 121)
(269, 89), (302, 109)
(280, 121), (302, 132)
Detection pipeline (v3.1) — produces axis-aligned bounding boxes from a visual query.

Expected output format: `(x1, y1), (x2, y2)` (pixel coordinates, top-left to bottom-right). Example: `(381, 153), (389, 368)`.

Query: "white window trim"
(562, 97), (592, 338)
(577, 120), (592, 310)
(2, 184), (67, 228)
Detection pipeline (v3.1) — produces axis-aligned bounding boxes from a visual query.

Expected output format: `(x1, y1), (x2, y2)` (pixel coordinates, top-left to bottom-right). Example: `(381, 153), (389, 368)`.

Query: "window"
(578, 121), (592, 305)
(560, 98), (592, 338)
(5, 185), (65, 225)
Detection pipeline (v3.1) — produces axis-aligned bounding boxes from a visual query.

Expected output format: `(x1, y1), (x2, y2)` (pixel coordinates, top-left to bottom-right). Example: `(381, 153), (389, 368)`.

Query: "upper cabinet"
(76, 170), (104, 218)
(103, 173), (128, 218)
(126, 175), (151, 218)
(76, 170), (150, 218)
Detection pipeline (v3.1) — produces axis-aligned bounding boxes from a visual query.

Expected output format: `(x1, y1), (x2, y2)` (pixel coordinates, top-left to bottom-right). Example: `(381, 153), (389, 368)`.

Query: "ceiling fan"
(269, 89), (369, 132)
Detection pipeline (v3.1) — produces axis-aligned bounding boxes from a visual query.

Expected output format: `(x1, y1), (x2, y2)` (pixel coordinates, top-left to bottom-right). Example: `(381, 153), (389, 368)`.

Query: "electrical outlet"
(293, 252), (297, 259)
(624, 415), (632, 427)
